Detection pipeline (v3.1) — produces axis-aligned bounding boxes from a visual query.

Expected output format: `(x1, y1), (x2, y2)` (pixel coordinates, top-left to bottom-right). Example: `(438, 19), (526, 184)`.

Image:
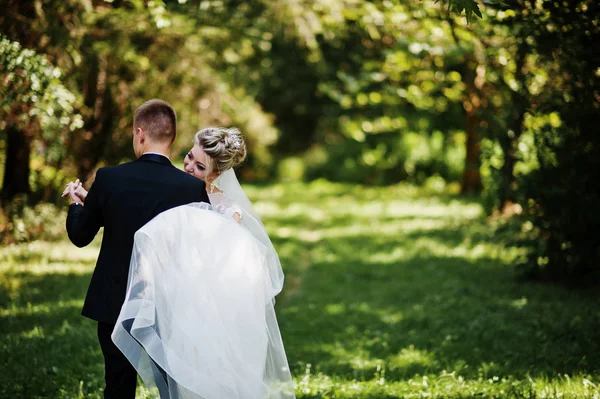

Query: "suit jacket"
(66, 153), (210, 324)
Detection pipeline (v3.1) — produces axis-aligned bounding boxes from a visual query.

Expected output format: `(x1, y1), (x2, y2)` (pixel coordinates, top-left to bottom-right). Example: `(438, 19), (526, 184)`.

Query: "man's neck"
(140, 148), (170, 159)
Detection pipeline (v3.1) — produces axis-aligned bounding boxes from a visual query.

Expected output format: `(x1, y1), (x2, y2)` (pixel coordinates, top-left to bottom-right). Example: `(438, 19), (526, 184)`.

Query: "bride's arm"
(223, 203), (242, 224)
(212, 193), (243, 224)
(222, 196), (243, 224)
(223, 206), (242, 224)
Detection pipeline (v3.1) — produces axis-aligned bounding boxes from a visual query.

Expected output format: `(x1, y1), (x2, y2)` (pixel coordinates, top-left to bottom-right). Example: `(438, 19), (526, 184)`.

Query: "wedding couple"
(64, 99), (295, 399)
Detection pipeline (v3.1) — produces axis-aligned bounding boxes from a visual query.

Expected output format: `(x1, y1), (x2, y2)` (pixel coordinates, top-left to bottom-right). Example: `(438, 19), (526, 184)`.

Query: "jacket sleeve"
(66, 168), (105, 247)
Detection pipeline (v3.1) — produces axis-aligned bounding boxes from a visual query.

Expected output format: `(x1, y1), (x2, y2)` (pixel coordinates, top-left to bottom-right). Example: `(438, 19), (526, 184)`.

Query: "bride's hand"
(75, 184), (88, 201)
(233, 212), (242, 224)
(62, 179), (88, 202)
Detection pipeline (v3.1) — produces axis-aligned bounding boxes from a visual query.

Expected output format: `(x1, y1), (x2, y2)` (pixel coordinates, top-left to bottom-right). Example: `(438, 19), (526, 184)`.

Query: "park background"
(0, 0), (599, 398)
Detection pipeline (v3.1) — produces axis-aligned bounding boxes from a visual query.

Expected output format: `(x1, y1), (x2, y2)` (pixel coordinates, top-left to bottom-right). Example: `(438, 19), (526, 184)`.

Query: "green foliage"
(305, 131), (465, 185)
(519, 121), (600, 280)
(501, 0), (600, 280)
(1, 0), (599, 281)
(447, 0), (483, 22)
(1, 182), (599, 398)
(0, 34), (82, 201)
(0, 0), (505, 190)
(0, 36), (55, 105)
(0, 195), (67, 244)
(0, 35), (83, 142)
(0, 35), (82, 126)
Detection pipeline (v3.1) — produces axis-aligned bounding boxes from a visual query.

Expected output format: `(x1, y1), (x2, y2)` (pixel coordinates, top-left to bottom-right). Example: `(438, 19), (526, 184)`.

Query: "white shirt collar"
(142, 152), (170, 160)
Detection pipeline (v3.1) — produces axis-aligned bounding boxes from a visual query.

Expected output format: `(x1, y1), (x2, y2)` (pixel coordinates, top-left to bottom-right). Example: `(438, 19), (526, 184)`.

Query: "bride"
(111, 127), (295, 398)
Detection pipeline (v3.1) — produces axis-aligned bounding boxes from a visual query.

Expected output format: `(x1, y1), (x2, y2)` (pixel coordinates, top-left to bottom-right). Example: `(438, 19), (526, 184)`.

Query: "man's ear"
(137, 127), (146, 143)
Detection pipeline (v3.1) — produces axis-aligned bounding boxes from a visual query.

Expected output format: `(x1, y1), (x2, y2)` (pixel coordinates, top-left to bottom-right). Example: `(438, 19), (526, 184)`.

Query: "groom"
(65, 99), (209, 398)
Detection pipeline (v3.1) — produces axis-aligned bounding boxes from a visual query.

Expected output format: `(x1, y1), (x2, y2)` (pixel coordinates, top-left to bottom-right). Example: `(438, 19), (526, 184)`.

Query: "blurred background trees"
(1, 0), (598, 282)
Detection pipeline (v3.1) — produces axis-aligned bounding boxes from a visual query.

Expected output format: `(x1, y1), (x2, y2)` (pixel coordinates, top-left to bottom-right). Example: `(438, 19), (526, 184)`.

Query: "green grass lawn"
(1, 181), (599, 398)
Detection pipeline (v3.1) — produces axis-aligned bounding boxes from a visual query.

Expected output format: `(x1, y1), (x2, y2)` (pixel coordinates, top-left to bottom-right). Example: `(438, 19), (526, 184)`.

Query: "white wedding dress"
(111, 170), (295, 399)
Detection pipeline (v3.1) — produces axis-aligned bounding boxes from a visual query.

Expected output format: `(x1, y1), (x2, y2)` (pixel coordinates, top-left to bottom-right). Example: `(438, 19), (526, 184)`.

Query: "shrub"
(518, 121), (600, 282)
(0, 195), (67, 244)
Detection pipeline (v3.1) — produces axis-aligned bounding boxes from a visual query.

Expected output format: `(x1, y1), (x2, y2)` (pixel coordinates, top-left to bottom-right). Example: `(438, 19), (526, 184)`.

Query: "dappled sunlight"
(257, 196), (481, 224)
(1, 182), (599, 398)
(383, 200), (482, 220)
(323, 303), (346, 315)
(1, 298), (83, 320)
(292, 372), (600, 399)
(0, 239), (103, 398)
(289, 217), (447, 243)
(404, 237), (524, 263)
(388, 346), (436, 370)
(275, 225), (522, 268)
(323, 346), (387, 372)
(249, 181), (481, 222)
(5, 262), (94, 276)
(369, 248), (408, 265)
(0, 239), (100, 272)
(264, 184), (599, 397)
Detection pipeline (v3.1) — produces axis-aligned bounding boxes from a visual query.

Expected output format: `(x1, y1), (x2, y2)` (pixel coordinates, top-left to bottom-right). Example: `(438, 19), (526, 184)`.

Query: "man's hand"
(62, 179), (88, 205)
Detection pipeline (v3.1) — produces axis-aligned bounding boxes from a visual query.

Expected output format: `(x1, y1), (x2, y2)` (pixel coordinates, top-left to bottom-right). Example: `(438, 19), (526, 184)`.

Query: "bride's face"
(184, 145), (210, 182)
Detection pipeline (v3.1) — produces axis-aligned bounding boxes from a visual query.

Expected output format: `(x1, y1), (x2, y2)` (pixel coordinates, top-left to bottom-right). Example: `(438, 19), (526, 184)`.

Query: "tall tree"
(0, 35), (81, 202)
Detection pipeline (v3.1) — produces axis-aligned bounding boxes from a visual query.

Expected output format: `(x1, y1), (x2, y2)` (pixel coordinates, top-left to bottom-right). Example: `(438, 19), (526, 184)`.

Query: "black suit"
(66, 153), (209, 398)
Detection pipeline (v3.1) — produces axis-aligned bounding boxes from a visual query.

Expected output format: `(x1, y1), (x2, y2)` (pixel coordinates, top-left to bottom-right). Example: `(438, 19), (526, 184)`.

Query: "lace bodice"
(208, 192), (243, 223)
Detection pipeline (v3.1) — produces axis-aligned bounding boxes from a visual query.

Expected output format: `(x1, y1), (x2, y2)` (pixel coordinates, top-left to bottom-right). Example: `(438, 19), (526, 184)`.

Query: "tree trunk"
(499, 40), (528, 211)
(71, 51), (117, 184)
(1, 126), (32, 201)
(461, 111), (482, 193)
(460, 56), (483, 194)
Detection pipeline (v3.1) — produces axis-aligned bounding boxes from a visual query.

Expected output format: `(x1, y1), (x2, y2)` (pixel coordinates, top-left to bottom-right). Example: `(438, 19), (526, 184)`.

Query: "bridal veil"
(112, 170), (294, 398)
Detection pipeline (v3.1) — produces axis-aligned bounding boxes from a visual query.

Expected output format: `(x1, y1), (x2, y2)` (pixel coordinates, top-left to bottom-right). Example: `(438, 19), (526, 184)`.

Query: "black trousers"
(97, 322), (138, 399)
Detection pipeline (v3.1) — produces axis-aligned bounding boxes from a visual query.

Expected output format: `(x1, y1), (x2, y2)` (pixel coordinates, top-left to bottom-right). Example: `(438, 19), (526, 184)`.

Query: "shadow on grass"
(261, 190), (600, 392)
(1, 271), (90, 307)
(0, 270), (105, 398)
(277, 228), (600, 386)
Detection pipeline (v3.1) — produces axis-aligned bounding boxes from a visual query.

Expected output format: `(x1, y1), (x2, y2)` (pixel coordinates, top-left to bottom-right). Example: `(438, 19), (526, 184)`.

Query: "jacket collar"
(137, 153), (172, 166)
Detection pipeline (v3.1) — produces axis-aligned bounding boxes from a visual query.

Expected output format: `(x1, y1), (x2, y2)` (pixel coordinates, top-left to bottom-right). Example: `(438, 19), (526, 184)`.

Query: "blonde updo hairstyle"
(193, 127), (248, 176)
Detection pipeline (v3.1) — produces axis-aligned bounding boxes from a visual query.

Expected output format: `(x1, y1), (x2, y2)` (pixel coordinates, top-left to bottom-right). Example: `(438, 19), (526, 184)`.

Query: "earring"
(210, 180), (216, 193)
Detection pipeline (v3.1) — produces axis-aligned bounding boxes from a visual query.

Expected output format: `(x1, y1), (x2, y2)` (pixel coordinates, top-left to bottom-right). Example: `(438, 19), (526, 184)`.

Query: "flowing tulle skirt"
(112, 203), (295, 399)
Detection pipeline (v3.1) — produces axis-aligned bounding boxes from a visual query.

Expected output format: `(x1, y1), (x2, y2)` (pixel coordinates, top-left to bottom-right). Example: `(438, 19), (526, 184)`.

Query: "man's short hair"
(133, 99), (177, 143)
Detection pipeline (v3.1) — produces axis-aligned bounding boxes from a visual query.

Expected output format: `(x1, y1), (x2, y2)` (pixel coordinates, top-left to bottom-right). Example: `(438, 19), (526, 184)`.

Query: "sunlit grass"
(1, 181), (599, 398)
